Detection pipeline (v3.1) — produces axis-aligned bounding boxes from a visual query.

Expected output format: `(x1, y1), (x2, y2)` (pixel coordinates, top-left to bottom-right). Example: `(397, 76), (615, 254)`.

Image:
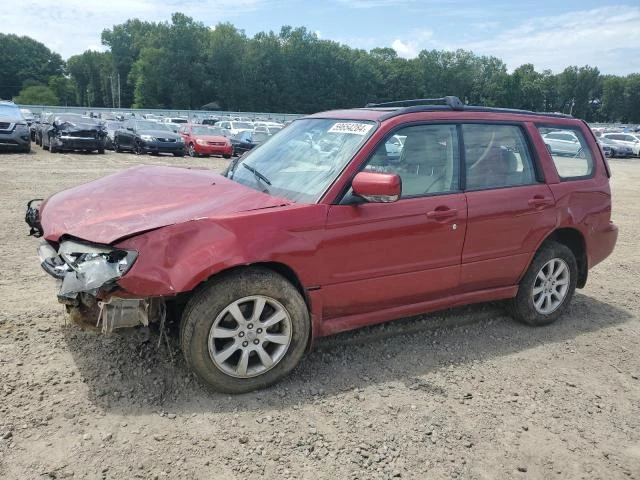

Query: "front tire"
(508, 241), (577, 326)
(49, 136), (57, 153)
(180, 267), (310, 393)
(188, 144), (197, 157)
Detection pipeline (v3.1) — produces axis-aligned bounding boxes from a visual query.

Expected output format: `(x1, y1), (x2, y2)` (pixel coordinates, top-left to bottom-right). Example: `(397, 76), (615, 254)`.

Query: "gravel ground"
(0, 147), (638, 480)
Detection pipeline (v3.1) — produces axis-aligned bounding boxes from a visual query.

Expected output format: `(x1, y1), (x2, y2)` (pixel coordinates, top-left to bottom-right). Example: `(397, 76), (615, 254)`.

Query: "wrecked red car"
(26, 97), (617, 393)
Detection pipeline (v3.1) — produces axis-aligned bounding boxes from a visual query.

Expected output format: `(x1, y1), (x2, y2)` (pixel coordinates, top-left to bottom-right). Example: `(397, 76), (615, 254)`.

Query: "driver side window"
(363, 124), (460, 198)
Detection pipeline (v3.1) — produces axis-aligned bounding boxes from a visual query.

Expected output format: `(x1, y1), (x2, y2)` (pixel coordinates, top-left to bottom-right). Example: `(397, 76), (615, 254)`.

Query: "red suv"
(26, 97), (618, 393)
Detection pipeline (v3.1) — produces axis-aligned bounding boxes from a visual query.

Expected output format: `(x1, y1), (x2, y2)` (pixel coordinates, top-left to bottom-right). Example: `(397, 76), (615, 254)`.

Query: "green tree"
(0, 33), (64, 100)
(48, 76), (77, 106)
(13, 85), (59, 105)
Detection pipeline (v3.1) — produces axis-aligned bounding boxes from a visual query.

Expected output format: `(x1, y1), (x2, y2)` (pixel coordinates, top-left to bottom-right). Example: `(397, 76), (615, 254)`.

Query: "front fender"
(115, 220), (243, 296)
(114, 210), (324, 297)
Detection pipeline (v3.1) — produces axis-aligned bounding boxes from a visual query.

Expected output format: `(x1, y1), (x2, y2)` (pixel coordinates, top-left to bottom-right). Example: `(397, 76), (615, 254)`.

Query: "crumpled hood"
(40, 165), (290, 244)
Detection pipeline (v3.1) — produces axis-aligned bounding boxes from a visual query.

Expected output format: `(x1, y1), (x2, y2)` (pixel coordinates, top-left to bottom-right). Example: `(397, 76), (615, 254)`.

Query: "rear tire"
(180, 267), (310, 393)
(49, 136), (57, 153)
(508, 241), (577, 326)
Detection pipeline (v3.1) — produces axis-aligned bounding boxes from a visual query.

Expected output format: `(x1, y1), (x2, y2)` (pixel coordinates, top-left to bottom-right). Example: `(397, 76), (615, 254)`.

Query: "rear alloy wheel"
(188, 144), (197, 157)
(181, 267), (310, 393)
(508, 241), (577, 326)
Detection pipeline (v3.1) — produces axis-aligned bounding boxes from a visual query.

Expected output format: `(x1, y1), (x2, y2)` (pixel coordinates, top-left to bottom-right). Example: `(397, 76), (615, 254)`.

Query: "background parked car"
(40, 113), (106, 154)
(542, 130), (584, 156)
(230, 130), (270, 155)
(0, 101), (31, 153)
(598, 136), (633, 158)
(178, 124), (233, 158)
(103, 120), (123, 150)
(217, 120), (254, 136)
(113, 119), (184, 156)
(601, 132), (640, 156)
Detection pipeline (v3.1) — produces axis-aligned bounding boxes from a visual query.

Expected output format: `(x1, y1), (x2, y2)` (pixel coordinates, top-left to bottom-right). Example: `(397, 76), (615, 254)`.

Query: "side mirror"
(126, 126), (134, 131)
(352, 171), (401, 203)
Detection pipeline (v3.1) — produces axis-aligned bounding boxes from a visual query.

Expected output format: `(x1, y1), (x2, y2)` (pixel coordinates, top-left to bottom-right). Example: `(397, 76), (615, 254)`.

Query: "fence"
(16, 105), (304, 123)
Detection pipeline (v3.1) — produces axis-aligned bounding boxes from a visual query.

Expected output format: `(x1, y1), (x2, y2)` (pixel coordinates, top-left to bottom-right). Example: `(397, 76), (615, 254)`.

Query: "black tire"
(42, 135), (49, 151)
(223, 154), (231, 159)
(22, 143), (31, 153)
(49, 136), (57, 153)
(180, 267), (310, 393)
(173, 151), (184, 157)
(508, 241), (578, 326)
(98, 147), (105, 154)
(113, 139), (121, 152)
(188, 144), (197, 157)
(134, 141), (142, 155)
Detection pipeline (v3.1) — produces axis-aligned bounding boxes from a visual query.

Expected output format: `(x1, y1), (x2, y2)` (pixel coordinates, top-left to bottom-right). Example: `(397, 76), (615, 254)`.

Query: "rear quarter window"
(537, 126), (594, 180)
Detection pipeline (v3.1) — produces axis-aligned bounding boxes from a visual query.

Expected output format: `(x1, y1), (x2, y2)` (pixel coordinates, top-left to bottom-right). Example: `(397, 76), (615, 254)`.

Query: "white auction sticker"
(328, 122), (373, 135)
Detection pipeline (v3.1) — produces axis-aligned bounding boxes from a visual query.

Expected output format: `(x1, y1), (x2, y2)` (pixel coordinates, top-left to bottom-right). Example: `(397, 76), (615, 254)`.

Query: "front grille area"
(158, 138), (176, 143)
(209, 141), (226, 146)
(0, 122), (13, 130)
(66, 130), (97, 138)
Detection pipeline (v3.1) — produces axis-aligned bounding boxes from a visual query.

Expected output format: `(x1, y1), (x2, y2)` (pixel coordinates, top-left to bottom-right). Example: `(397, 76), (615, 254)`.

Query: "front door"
(318, 123), (467, 319)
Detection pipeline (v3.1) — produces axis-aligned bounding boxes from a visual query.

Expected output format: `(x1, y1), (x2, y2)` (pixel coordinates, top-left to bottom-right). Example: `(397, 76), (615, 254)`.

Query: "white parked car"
(216, 120), (254, 136)
(543, 131), (583, 156)
(601, 133), (640, 156)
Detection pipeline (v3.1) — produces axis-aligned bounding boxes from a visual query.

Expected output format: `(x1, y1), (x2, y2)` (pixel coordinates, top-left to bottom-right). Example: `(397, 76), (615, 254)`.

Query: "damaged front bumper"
(35, 236), (160, 332)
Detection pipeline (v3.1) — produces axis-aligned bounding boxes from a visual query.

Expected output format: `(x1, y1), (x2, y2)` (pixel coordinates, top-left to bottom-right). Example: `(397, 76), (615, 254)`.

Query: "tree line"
(2, 13), (639, 122)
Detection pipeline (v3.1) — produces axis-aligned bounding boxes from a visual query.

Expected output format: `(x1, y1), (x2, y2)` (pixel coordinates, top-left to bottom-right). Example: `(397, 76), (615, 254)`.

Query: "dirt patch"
(0, 148), (638, 479)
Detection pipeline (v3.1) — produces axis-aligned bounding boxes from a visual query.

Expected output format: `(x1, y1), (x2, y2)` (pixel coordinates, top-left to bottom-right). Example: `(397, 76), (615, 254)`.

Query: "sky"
(7, 0), (640, 75)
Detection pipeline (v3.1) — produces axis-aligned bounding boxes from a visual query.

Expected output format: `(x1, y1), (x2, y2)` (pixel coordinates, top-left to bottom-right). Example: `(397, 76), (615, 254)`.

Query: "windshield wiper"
(242, 163), (272, 186)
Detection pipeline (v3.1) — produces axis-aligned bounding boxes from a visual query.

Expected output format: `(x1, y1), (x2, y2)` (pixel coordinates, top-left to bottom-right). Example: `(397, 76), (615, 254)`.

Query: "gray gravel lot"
(0, 147), (638, 479)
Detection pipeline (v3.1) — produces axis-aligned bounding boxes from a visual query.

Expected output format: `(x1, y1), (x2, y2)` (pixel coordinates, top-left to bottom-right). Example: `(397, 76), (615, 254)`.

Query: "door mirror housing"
(352, 171), (401, 203)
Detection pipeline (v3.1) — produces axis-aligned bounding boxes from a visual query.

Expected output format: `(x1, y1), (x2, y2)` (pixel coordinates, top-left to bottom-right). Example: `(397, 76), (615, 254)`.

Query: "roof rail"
(365, 96), (465, 111)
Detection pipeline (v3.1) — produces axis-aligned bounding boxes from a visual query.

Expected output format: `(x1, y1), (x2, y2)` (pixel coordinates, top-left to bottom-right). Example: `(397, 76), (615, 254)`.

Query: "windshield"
(56, 114), (94, 123)
(136, 120), (169, 131)
(191, 126), (216, 135)
(0, 104), (23, 121)
(228, 118), (376, 203)
(232, 122), (253, 130)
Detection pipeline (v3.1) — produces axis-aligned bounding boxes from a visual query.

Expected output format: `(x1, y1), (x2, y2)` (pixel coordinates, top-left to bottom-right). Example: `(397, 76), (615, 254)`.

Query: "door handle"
(528, 196), (554, 207)
(427, 208), (458, 220)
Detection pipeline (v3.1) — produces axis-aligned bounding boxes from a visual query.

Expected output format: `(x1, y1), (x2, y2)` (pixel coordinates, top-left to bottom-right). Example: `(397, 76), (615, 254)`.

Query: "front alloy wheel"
(208, 295), (292, 378)
(181, 267), (310, 393)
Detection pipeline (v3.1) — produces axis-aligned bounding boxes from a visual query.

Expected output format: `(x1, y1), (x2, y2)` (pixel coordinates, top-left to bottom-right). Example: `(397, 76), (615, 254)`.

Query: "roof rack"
(365, 96), (465, 111)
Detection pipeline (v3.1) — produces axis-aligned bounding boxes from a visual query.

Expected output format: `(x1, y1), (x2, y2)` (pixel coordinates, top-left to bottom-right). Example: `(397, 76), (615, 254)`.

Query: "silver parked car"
(0, 101), (31, 153)
(543, 130), (583, 157)
(601, 133), (640, 156)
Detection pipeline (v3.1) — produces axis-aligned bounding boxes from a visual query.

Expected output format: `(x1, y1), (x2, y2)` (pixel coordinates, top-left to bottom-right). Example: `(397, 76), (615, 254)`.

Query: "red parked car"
(26, 97), (617, 393)
(178, 124), (233, 158)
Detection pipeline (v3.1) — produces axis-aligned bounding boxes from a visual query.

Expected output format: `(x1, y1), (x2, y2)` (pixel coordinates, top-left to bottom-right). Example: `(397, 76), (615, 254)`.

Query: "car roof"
(306, 96), (574, 123)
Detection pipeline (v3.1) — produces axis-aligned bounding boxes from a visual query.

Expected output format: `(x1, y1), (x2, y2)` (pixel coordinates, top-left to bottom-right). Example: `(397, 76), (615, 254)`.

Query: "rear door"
(461, 123), (557, 292)
(320, 123), (467, 318)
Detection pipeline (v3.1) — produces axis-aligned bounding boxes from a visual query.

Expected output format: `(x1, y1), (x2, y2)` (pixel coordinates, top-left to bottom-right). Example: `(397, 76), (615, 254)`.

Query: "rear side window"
(538, 126), (594, 180)
(463, 124), (537, 190)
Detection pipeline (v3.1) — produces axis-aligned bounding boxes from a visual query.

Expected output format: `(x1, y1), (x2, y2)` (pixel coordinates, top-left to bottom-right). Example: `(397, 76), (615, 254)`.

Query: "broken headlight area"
(38, 240), (138, 300)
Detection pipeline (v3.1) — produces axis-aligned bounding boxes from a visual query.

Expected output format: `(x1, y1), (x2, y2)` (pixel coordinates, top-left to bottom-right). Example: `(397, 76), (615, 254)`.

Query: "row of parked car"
(22, 110), (285, 157)
(543, 128), (640, 158)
